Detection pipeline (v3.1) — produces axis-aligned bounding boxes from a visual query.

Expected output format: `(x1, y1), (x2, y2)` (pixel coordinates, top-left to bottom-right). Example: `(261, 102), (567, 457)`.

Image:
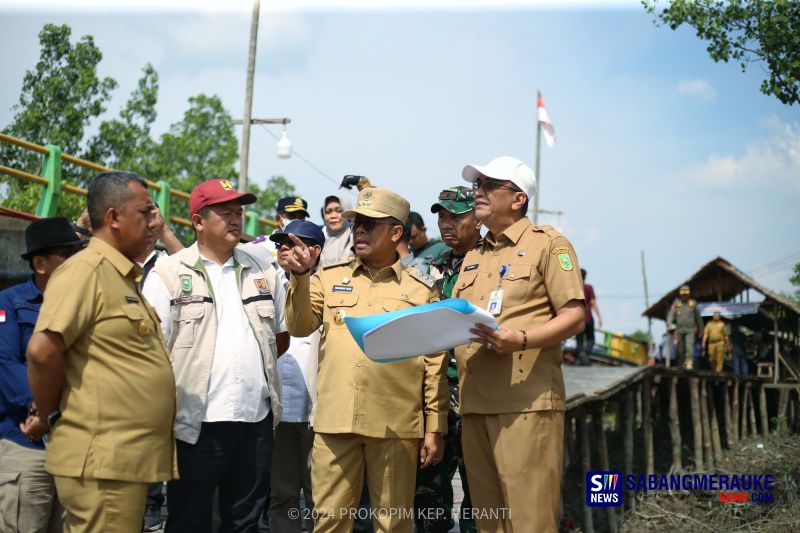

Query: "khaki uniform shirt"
(452, 218), (584, 415)
(704, 320), (727, 343)
(35, 238), (177, 482)
(285, 256), (448, 438)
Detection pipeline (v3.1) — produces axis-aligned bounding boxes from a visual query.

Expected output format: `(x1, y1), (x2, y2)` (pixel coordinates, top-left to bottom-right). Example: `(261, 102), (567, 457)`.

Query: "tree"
(629, 329), (652, 344)
(643, 0), (800, 105)
(248, 176), (296, 219)
(85, 64), (158, 173)
(789, 262), (800, 304)
(0, 23), (117, 216)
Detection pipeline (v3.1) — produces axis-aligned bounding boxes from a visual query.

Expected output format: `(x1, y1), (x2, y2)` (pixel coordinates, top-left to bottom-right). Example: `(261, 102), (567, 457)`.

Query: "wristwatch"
(38, 409), (61, 427)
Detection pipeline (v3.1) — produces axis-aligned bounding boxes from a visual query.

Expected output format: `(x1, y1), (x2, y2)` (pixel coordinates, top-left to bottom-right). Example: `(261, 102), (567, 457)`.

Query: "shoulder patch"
(406, 267), (436, 288)
(321, 255), (356, 269)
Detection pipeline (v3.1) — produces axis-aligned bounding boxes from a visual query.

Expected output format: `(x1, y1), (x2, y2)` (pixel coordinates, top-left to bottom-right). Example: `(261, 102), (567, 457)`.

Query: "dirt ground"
(618, 433), (800, 533)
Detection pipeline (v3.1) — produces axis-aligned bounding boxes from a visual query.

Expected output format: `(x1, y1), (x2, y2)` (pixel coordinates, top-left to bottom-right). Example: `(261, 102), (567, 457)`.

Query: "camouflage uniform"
(414, 187), (477, 533)
(666, 285), (703, 369)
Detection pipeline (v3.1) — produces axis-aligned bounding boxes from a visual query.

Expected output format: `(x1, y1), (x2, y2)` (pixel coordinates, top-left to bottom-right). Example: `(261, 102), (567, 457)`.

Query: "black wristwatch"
(38, 409), (61, 427)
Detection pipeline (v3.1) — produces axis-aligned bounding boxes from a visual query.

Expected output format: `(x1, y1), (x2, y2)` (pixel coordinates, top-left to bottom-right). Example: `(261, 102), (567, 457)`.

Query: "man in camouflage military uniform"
(414, 186), (481, 533)
(666, 284), (703, 369)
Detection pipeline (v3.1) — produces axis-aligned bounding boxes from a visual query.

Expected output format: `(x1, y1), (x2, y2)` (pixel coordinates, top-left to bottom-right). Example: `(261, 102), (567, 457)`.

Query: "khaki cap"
(342, 187), (410, 224)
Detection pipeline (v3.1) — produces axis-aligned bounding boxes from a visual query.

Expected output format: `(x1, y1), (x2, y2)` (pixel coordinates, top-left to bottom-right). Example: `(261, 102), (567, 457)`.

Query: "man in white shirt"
(143, 178), (289, 533)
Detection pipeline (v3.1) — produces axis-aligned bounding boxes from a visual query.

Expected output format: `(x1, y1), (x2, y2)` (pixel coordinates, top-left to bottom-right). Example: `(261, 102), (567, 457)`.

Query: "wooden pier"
(561, 366), (799, 533)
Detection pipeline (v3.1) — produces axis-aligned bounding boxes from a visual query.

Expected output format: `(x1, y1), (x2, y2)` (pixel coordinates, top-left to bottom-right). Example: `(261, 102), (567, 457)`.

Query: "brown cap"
(679, 285), (691, 294)
(342, 187), (410, 224)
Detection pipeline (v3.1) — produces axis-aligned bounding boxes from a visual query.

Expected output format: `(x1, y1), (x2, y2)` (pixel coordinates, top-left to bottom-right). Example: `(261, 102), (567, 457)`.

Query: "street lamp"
(232, 118), (293, 162)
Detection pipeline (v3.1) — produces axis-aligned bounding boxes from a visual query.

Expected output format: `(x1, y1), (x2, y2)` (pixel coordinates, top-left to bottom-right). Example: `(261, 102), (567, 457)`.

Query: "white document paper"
(344, 298), (497, 362)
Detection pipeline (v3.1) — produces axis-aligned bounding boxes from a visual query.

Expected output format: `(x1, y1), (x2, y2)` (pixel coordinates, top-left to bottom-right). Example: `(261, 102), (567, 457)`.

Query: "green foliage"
(1, 23), (292, 242)
(629, 329), (651, 343)
(248, 175), (296, 219)
(84, 64), (158, 173)
(0, 23), (117, 217)
(643, 0), (800, 105)
(789, 262), (800, 304)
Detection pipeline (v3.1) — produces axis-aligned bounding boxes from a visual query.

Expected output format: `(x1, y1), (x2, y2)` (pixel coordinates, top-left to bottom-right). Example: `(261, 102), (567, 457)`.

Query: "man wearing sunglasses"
(0, 216), (85, 532)
(455, 156), (585, 533)
(282, 187), (448, 533)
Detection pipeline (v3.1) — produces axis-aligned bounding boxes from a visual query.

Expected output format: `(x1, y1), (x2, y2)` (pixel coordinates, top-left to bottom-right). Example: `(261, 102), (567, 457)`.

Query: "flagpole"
(533, 91), (542, 224)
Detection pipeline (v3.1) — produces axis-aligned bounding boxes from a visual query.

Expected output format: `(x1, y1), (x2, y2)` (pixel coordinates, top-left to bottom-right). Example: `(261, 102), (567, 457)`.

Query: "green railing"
(0, 132), (277, 235)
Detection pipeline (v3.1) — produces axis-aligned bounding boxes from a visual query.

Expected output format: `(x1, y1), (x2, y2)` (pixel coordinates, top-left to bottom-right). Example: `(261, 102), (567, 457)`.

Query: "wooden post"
(778, 389), (789, 435)
(723, 380), (732, 448)
(642, 378), (654, 475)
(578, 410), (594, 533)
(731, 380), (740, 445)
(668, 376), (683, 472)
(624, 389), (636, 511)
(690, 378), (703, 471)
(759, 384), (769, 439)
(747, 383), (758, 437)
(593, 405), (618, 533)
(708, 382), (723, 464)
(699, 378), (713, 470)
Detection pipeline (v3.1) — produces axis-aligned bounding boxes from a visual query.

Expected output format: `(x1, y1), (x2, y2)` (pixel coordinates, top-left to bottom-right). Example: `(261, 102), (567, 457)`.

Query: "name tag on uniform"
(333, 285), (354, 292)
(126, 296), (139, 303)
(488, 289), (504, 315)
(464, 264), (479, 272)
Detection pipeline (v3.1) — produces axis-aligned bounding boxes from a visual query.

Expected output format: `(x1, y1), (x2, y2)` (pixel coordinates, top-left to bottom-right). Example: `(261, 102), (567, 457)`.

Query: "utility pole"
(238, 0), (260, 193)
(641, 250), (658, 365)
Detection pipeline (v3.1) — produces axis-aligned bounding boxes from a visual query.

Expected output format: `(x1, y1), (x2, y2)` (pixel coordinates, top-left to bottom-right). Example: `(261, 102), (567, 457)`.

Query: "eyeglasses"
(352, 216), (397, 232)
(472, 178), (520, 193)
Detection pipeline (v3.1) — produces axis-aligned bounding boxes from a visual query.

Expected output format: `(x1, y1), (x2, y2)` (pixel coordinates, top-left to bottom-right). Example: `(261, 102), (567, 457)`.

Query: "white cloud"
(684, 116), (800, 195)
(677, 78), (716, 103)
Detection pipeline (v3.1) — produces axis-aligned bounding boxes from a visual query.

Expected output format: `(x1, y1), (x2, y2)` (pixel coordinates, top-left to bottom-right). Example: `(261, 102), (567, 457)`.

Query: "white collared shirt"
(143, 254), (287, 423)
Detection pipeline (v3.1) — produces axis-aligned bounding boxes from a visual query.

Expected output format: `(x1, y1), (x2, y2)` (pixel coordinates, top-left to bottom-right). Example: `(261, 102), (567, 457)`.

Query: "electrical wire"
(258, 124), (340, 187)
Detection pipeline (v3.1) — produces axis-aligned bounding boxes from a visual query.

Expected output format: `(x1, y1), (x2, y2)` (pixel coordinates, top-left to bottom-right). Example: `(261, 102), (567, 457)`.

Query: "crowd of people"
(0, 155), (588, 533)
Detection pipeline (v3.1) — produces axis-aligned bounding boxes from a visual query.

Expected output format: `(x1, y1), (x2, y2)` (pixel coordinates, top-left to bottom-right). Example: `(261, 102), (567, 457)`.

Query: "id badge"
(488, 289), (504, 315)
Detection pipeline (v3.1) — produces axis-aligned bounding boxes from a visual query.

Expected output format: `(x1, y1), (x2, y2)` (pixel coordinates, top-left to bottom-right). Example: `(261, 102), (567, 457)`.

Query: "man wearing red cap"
(143, 178), (289, 532)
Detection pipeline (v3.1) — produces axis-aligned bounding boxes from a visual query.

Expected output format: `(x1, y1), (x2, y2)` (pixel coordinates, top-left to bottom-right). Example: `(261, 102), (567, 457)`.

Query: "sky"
(1, 0), (798, 338)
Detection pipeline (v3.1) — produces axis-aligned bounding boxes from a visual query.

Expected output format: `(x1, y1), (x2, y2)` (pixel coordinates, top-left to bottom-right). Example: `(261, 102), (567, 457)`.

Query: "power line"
(748, 250), (800, 276)
(258, 124), (340, 187)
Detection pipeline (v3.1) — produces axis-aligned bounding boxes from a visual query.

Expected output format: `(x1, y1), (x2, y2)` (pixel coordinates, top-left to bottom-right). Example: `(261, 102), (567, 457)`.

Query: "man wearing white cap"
(453, 156), (585, 532)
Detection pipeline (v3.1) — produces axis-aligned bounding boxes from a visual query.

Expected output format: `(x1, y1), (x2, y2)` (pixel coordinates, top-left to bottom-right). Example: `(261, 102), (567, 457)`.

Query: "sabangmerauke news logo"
(586, 470), (623, 507)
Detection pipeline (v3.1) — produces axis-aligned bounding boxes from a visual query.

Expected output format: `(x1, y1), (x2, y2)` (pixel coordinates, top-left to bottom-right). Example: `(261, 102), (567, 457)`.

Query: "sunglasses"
(352, 216), (397, 232)
(472, 178), (520, 193)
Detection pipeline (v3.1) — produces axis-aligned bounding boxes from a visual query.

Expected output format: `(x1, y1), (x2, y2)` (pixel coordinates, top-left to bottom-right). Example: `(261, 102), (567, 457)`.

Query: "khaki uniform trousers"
(461, 411), (564, 533)
(54, 476), (148, 533)
(708, 341), (725, 372)
(311, 432), (418, 533)
(0, 439), (64, 533)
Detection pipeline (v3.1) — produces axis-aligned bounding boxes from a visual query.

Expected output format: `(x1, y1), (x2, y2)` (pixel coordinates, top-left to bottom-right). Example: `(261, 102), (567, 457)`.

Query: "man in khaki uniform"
(281, 187), (448, 533)
(666, 285), (703, 369)
(455, 156), (585, 533)
(702, 311), (730, 372)
(22, 171), (178, 532)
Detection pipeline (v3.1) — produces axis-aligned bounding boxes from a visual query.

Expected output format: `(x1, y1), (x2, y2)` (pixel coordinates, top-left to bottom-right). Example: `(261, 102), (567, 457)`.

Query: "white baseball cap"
(462, 156), (537, 200)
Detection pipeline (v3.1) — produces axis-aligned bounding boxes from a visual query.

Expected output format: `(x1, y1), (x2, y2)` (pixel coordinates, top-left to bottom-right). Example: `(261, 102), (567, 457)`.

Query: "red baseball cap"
(189, 179), (257, 216)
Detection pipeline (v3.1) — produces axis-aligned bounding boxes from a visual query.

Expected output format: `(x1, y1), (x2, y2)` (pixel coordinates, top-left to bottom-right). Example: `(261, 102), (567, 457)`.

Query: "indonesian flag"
(537, 91), (556, 148)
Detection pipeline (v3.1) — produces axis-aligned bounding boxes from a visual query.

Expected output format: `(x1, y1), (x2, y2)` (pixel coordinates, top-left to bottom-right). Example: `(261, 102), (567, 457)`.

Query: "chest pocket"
(255, 303), (277, 336)
(501, 263), (535, 309)
(454, 269), (478, 300)
(325, 293), (359, 329)
(382, 298), (414, 312)
(171, 304), (205, 348)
